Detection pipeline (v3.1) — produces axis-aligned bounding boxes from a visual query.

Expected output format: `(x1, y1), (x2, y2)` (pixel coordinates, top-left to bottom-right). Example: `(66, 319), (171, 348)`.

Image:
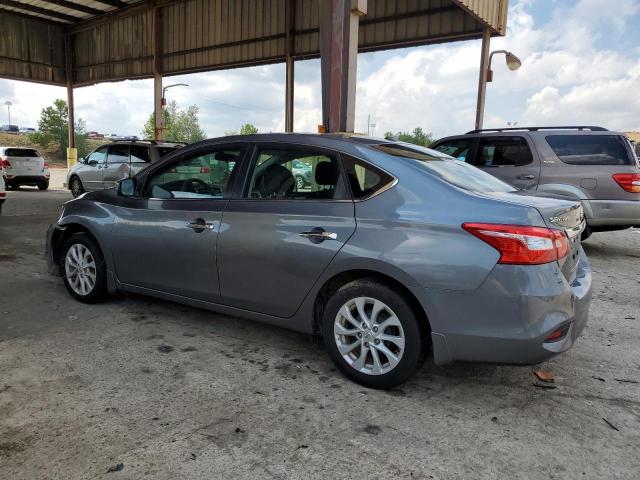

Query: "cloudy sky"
(1, 0), (639, 139)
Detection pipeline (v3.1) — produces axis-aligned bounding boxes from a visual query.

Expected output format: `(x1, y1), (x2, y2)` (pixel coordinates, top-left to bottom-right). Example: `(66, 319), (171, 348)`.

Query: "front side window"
(432, 139), (473, 162)
(87, 146), (108, 164)
(546, 135), (635, 166)
(130, 145), (151, 163)
(246, 148), (345, 200)
(107, 144), (130, 164)
(146, 148), (242, 199)
(476, 137), (533, 167)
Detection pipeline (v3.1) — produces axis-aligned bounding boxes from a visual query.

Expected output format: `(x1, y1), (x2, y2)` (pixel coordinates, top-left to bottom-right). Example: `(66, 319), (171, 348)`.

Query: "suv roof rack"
(465, 126), (608, 134)
(110, 139), (187, 146)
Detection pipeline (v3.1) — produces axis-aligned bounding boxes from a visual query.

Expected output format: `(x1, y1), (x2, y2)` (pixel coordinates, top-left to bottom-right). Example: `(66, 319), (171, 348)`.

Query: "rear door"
(473, 136), (540, 191)
(216, 144), (356, 317)
(431, 137), (476, 163)
(130, 144), (152, 176)
(4, 148), (44, 176)
(103, 144), (131, 189)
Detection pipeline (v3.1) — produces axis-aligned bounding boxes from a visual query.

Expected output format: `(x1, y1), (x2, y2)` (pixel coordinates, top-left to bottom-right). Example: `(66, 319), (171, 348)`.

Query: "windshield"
(369, 143), (516, 193)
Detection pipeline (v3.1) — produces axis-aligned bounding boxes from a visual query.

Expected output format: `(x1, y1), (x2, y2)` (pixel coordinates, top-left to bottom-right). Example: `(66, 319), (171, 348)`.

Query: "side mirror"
(118, 178), (136, 197)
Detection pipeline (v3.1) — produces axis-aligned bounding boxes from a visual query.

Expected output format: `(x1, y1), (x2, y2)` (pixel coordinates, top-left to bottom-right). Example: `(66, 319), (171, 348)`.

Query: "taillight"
(0, 156), (10, 168)
(43, 161), (49, 169)
(462, 223), (569, 265)
(612, 173), (640, 193)
(200, 166), (211, 173)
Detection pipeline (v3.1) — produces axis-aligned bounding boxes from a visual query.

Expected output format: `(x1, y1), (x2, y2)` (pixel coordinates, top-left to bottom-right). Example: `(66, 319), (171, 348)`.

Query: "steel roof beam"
(40, 1), (105, 17)
(0, 0), (80, 23)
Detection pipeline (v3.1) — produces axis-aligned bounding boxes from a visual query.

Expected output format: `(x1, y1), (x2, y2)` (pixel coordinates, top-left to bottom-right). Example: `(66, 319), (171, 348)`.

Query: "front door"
(82, 145), (108, 190)
(217, 145), (356, 318)
(473, 136), (540, 191)
(103, 144), (131, 189)
(110, 145), (245, 302)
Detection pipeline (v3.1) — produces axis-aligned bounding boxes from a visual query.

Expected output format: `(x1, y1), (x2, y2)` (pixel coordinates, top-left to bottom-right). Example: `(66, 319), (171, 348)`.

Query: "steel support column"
(64, 35), (75, 149)
(153, 7), (163, 140)
(319, 0), (366, 133)
(474, 27), (491, 131)
(284, 0), (295, 132)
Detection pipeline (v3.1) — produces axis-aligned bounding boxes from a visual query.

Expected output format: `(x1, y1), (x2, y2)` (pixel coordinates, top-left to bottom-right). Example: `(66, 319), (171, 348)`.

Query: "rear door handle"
(299, 228), (338, 243)
(518, 174), (536, 180)
(186, 218), (215, 232)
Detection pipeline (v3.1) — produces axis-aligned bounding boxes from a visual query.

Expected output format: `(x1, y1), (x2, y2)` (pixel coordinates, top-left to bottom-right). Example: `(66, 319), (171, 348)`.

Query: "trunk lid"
(3, 148), (45, 176)
(483, 191), (585, 282)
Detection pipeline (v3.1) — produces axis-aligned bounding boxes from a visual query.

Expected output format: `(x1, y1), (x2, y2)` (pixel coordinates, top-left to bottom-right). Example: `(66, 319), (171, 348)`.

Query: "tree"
(30, 99), (90, 158)
(383, 127), (434, 147)
(142, 100), (206, 143)
(239, 123), (258, 135)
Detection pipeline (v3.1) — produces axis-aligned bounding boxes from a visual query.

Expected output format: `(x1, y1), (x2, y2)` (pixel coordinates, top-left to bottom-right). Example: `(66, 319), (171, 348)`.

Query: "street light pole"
(474, 28), (522, 131)
(4, 101), (12, 125)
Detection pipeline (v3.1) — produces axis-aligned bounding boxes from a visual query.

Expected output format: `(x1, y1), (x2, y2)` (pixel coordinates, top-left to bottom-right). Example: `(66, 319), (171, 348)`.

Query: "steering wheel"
(185, 178), (210, 195)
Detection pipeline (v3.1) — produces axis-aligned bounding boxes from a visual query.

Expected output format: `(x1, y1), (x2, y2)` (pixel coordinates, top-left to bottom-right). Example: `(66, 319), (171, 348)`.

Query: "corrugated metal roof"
(453, 0), (508, 34)
(0, 0), (140, 25)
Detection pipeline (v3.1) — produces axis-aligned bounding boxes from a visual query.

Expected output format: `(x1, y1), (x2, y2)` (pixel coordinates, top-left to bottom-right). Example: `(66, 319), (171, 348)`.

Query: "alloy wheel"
(71, 177), (83, 197)
(64, 243), (97, 296)
(334, 297), (405, 375)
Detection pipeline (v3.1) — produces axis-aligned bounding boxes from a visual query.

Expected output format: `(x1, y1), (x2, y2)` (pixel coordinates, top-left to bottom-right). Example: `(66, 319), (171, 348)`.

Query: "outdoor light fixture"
(161, 83), (189, 106)
(487, 50), (522, 81)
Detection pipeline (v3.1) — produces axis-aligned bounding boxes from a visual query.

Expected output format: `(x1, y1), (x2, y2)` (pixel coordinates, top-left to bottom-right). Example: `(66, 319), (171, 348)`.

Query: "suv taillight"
(200, 166), (211, 173)
(0, 156), (10, 168)
(43, 161), (49, 169)
(612, 173), (640, 193)
(462, 223), (569, 265)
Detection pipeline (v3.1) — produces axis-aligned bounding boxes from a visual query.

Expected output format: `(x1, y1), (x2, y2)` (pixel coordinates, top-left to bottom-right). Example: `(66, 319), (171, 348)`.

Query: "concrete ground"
(0, 189), (639, 480)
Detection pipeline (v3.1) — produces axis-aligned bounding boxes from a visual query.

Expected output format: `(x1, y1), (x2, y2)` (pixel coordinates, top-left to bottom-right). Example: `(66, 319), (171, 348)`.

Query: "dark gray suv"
(47, 134), (591, 388)
(431, 127), (640, 238)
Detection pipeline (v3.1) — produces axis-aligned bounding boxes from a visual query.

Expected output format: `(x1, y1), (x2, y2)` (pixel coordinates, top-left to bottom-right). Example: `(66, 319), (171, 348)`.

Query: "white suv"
(0, 147), (50, 190)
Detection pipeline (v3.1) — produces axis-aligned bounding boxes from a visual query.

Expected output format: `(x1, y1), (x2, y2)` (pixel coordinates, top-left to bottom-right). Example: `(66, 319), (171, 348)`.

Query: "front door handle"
(299, 228), (338, 243)
(518, 174), (536, 180)
(186, 218), (215, 232)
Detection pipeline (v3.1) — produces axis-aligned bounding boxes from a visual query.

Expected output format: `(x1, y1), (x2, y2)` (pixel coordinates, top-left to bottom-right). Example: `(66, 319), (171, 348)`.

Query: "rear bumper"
(583, 199), (640, 227)
(4, 175), (49, 185)
(414, 248), (592, 365)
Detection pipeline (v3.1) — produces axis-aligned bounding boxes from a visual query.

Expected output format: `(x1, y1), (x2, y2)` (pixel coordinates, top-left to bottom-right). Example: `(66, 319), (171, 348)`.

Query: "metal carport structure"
(0, 0), (508, 153)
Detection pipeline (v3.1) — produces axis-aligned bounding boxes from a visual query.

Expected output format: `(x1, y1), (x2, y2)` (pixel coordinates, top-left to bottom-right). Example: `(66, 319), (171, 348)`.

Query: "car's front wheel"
(322, 279), (426, 389)
(69, 176), (84, 198)
(61, 233), (108, 304)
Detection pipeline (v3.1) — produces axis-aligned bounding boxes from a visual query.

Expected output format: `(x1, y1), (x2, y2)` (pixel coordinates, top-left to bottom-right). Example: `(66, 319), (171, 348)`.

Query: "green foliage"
(30, 99), (90, 158)
(239, 123), (258, 135)
(384, 127), (434, 147)
(142, 101), (207, 143)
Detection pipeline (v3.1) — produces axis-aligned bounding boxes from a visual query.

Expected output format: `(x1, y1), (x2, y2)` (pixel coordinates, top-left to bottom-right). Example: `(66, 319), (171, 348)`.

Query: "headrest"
(315, 161), (338, 185)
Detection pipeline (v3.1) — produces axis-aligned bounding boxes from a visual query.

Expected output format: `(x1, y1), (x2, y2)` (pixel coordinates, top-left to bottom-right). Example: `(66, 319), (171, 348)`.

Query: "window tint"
(246, 148), (344, 200)
(546, 135), (634, 165)
(432, 139), (473, 162)
(368, 143), (515, 193)
(146, 148), (241, 199)
(87, 146), (108, 164)
(107, 144), (130, 164)
(476, 137), (533, 167)
(342, 155), (395, 199)
(157, 147), (177, 158)
(130, 145), (151, 163)
(5, 148), (39, 157)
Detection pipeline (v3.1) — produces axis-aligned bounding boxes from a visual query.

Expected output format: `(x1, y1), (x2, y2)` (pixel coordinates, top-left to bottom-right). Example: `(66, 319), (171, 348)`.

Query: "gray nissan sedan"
(46, 134), (592, 388)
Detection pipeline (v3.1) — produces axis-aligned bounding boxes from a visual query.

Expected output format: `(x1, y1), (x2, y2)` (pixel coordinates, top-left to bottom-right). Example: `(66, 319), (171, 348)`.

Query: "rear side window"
(342, 155), (395, 199)
(5, 148), (39, 157)
(130, 145), (151, 163)
(432, 139), (473, 162)
(546, 135), (634, 165)
(157, 147), (177, 158)
(476, 137), (533, 167)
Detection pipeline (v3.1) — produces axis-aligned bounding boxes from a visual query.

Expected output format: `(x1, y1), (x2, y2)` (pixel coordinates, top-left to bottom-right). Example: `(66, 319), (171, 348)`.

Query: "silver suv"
(67, 140), (184, 197)
(431, 127), (640, 238)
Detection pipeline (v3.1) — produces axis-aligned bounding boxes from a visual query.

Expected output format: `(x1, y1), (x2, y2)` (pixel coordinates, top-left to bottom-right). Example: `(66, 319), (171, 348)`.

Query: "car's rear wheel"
(70, 176), (84, 197)
(61, 233), (108, 304)
(322, 279), (426, 389)
(38, 181), (49, 191)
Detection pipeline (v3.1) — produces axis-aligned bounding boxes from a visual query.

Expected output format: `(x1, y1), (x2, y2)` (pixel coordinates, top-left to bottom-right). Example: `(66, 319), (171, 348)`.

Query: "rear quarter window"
(5, 148), (39, 157)
(546, 135), (634, 165)
(157, 147), (177, 158)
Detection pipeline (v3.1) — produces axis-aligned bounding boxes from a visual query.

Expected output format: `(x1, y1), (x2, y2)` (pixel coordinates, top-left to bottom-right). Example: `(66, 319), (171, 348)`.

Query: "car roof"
(195, 132), (395, 150)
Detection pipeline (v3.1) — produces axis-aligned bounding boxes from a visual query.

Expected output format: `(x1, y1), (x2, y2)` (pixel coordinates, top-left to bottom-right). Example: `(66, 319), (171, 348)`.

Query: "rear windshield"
(546, 135), (634, 165)
(4, 148), (39, 157)
(157, 147), (177, 158)
(368, 143), (515, 193)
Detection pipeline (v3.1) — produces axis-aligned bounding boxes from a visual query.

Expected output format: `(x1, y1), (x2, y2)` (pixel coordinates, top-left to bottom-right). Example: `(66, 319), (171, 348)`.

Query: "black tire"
(60, 232), (108, 304)
(38, 182), (49, 191)
(581, 225), (592, 241)
(69, 176), (84, 198)
(5, 183), (14, 190)
(322, 279), (427, 389)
